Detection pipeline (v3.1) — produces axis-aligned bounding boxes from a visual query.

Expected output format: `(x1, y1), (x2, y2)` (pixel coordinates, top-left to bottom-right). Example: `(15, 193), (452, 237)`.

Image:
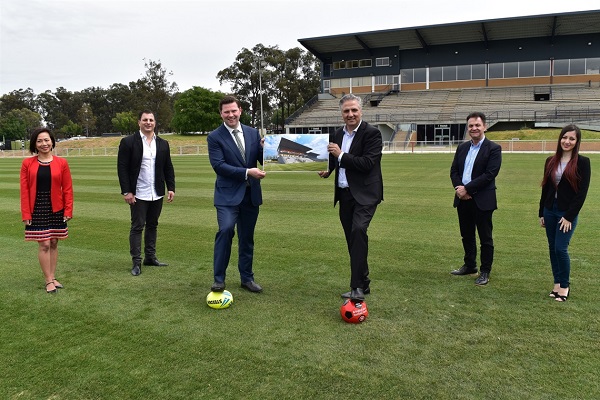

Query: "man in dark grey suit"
(207, 96), (266, 293)
(117, 110), (175, 276)
(450, 112), (502, 285)
(319, 94), (384, 301)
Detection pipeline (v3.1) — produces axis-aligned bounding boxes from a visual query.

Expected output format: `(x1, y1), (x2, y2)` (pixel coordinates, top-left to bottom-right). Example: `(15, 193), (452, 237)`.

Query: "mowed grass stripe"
(0, 153), (599, 399)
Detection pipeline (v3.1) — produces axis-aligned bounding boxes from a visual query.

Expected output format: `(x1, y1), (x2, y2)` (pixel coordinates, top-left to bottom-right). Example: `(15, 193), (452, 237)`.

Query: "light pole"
(256, 57), (267, 136)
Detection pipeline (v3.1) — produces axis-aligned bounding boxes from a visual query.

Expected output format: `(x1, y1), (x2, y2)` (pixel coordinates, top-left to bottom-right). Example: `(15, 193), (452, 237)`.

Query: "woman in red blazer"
(539, 124), (591, 302)
(20, 128), (73, 293)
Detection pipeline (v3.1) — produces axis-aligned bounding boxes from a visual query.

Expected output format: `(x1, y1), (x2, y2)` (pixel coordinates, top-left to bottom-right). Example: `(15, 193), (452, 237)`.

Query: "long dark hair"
(541, 124), (582, 191)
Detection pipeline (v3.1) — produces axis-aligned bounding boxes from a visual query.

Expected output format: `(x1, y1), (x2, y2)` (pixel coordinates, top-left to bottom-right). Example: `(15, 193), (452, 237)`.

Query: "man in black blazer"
(207, 96), (266, 293)
(450, 112), (502, 285)
(318, 94), (383, 301)
(117, 110), (175, 276)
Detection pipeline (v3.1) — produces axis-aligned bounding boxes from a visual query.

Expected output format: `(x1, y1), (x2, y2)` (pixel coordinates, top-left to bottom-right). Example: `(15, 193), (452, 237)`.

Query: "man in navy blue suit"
(207, 96), (266, 293)
(450, 112), (502, 285)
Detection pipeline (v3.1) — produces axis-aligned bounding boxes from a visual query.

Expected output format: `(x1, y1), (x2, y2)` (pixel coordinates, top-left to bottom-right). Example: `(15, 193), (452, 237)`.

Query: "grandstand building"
(289, 10), (600, 146)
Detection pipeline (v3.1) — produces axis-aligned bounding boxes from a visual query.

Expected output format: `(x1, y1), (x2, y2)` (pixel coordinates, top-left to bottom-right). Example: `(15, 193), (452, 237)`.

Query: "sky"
(0, 0), (597, 96)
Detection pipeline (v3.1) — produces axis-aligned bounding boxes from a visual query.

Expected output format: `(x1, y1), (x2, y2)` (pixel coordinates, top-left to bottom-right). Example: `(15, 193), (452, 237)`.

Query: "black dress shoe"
(341, 287), (370, 298)
(211, 281), (226, 292)
(350, 288), (365, 301)
(143, 258), (168, 266)
(131, 262), (141, 276)
(475, 272), (490, 286)
(450, 265), (478, 275)
(241, 281), (263, 293)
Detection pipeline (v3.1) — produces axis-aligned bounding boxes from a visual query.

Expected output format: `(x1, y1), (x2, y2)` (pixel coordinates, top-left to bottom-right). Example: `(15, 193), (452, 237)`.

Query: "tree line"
(0, 45), (320, 141)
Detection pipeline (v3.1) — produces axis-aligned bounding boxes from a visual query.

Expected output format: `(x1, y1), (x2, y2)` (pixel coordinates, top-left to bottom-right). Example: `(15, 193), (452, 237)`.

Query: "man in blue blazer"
(318, 94), (384, 301)
(117, 110), (175, 276)
(450, 112), (502, 285)
(208, 96), (266, 293)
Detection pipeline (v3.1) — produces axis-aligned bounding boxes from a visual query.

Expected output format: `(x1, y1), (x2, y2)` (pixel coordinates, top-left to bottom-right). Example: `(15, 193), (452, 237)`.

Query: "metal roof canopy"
(298, 10), (600, 61)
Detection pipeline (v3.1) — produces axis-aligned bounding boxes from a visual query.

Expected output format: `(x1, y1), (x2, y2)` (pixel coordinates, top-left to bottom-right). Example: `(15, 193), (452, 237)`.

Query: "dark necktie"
(232, 129), (246, 163)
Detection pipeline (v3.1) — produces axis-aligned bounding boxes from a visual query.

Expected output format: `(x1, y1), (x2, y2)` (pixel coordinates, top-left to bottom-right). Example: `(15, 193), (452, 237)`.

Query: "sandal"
(548, 291), (558, 298)
(46, 282), (57, 294)
(53, 279), (64, 289)
(555, 288), (570, 302)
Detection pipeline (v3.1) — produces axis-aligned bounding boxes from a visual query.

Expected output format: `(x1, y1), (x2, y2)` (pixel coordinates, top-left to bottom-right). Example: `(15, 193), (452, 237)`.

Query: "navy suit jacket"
(450, 138), (502, 211)
(207, 123), (263, 207)
(328, 121), (384, 206)
(117, 132), (175, 196)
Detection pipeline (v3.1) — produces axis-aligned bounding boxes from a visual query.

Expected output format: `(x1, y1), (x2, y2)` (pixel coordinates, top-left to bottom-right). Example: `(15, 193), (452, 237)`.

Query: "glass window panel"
(519, 61), (534, 77)
(401, 69), (413, 83)
(352, 60), (359, 69)
(359, 59), (372, 68)
(443, 66), (457, 81)
(554, 59), (569, 76)
(488, 63), (503, 79)
(587, 57), (600, 74)
(376, 57), (389, 67)
(472, 64), (486, 79)
(430, 67), (442, 82)
(535, 60), (550, 76)
(504, 62), (518, 78)
(457, 65), (471, 80)
(570, 58), (585, 75)
(414, 68), (427, 82)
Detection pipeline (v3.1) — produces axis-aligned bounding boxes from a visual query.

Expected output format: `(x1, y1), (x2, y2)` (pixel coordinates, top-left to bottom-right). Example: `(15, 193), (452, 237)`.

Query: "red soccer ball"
(340, 299), (369, 323)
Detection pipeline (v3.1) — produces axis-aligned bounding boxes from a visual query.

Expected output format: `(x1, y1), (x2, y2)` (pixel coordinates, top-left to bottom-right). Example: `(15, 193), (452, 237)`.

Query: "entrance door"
(434, 126), (450, 145)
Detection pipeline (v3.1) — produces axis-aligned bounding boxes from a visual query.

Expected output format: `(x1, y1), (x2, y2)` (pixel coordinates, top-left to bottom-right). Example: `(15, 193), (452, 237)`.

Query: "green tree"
(112, 111), (138, 135)
(61, 120), (83, 137)
(132, 59), (178, 131)
(0, 108), (42, 140)
(171, 87), (225, 133)
(217, 44), (320, 131)
(0, 88), (37, 115)
(77, 103), (97, 136)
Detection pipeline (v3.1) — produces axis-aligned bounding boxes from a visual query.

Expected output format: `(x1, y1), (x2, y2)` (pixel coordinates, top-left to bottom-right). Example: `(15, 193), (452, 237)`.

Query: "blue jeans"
(543, 201), (578, 288)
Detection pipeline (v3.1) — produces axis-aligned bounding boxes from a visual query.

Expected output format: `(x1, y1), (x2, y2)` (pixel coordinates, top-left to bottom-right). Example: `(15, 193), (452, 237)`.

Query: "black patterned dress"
(24, 162), (68, 241)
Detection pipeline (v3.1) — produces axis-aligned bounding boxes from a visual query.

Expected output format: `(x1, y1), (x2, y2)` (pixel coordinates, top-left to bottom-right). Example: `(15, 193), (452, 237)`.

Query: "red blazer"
(20, 156), (73, 221)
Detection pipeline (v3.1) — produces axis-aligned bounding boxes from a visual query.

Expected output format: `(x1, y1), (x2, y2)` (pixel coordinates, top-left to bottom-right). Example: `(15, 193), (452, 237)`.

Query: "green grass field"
(1, 153), (599, 399)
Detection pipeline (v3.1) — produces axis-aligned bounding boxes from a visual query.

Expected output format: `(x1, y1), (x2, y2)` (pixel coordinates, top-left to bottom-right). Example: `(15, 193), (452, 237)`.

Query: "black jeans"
(457, 199), (494, 273)
(129, 198), (164, 262)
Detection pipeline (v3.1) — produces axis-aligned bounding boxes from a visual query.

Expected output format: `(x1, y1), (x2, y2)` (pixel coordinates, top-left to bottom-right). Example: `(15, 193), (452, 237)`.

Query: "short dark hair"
(219, 95), (242, 111)
(466, 112), (486, 124)
(29, 127), (55, 154)
(138, 109), (155, 120)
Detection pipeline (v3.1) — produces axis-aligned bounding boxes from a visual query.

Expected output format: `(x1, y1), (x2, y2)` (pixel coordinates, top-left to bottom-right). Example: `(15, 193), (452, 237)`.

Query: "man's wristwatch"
(122, 192), (129, 196)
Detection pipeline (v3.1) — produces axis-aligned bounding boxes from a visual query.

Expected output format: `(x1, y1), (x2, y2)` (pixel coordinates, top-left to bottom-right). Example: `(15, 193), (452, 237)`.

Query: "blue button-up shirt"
(462, 137), (485, 185)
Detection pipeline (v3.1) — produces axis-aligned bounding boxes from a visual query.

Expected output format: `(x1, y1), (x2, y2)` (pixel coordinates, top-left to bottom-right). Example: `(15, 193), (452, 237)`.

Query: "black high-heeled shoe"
(555, 287), (570, 302)
(549, 291), (559, 298)
(45, 282), (57, 294)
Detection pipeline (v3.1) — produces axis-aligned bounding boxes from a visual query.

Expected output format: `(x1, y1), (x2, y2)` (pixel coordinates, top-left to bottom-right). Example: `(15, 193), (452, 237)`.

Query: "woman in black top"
(539, 125), (591, 302)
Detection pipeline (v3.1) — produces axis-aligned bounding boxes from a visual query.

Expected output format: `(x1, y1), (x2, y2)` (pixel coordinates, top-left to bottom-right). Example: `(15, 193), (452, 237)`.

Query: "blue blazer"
(450, 138), (502, 211)
(207, 124), (263, 207)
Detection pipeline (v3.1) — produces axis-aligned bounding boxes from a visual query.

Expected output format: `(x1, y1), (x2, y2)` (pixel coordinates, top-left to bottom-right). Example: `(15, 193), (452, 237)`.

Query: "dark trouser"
(543, 201), (578, 289)
(213, 189), (260, 284)
(338, 188), (378, 289)
(129, 198), (164, 262)
(457, 199), (494, 273)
